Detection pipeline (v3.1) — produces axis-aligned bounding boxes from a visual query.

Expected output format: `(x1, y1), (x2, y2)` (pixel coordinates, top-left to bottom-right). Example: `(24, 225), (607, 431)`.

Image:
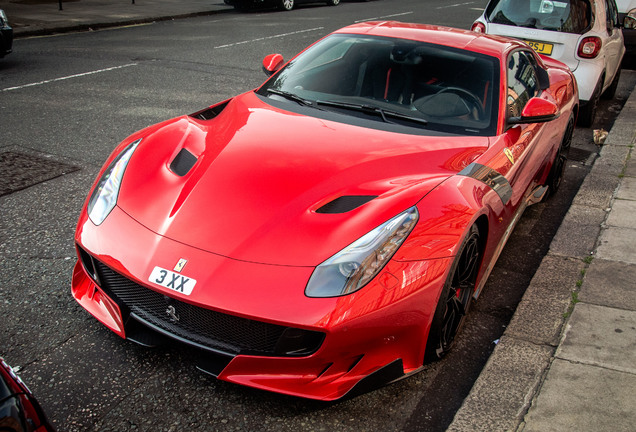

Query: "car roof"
(334, 21), (526, 59)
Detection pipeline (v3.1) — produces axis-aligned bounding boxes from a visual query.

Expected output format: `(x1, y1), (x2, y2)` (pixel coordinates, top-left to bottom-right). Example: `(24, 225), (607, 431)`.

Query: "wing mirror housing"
(508, 97), (559, 125)
(262, 54), (285, 76)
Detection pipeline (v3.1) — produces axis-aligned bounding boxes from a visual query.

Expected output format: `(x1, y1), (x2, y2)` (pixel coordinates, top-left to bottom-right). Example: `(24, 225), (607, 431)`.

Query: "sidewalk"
(0, 0), (231, 37)
(2, 2), (636, 431)
(448, 86), (636, 431)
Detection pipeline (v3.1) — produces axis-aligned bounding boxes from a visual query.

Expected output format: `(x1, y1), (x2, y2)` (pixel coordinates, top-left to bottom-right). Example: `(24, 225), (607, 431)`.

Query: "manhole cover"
(0, 152), (80, 196)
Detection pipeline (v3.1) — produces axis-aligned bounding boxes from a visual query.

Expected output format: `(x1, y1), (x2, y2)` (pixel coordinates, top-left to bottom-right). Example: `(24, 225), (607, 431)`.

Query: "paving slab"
(521, 359), (636, 432)
(624, 156), (636, 177)
(556, 303), (636, 374)
(605, 198), (636, 228)
(579, 259), (636, 310)
(615, 175), (636, 200)
(595, 226), (636, 264)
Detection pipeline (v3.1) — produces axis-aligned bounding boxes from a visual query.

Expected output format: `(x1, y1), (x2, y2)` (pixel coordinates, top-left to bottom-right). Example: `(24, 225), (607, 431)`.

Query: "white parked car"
(472, 0), (625, 126)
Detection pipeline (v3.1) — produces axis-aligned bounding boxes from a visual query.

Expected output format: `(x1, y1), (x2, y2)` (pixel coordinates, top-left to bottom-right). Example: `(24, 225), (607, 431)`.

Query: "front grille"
(91, 260), (297, 356)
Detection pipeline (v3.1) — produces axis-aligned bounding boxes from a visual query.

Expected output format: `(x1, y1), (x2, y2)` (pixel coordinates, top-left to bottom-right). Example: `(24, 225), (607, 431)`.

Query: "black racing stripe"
(458, 163), (512, 205)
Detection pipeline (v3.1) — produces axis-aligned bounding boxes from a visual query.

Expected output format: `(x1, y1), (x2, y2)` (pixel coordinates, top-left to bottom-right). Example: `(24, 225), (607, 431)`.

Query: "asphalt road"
(1, 0), (635, 430)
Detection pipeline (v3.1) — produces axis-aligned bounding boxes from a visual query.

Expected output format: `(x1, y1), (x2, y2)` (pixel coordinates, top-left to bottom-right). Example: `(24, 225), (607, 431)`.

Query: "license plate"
(524, 40), (554, 55)
(149, 266), (196, 295)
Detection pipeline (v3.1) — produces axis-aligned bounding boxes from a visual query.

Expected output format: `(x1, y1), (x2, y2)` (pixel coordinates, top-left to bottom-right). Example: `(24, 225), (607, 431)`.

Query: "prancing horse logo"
(166, 305), (180, 322)
(174, 258), (188, 273)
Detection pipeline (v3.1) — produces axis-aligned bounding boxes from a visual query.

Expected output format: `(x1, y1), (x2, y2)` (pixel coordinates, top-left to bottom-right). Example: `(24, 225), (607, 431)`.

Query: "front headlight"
(0, 10), (7, 27)
(305, 206), (419, 298)
(87, 139), (140, 225)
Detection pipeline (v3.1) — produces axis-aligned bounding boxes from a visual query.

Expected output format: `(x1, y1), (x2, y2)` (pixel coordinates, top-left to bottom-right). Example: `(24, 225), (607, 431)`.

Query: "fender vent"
(170, 148), (197, 176)
(316, 195), (377, 214)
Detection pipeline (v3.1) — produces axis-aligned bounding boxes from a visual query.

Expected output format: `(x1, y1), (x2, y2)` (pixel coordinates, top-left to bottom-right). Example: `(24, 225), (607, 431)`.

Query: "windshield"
(486, 0), (592, 33)
(257, 34), (500, 136)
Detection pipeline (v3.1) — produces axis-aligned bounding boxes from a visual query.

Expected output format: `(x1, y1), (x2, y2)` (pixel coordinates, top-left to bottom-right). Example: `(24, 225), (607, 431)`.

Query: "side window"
(606, 0), (619, 32)
(506, 51), (539, 117)
(611, 0), (619, 28)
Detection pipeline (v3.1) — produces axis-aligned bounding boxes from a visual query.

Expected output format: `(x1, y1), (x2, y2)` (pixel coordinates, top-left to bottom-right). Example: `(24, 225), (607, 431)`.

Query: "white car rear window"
(486, 0), (592, 34)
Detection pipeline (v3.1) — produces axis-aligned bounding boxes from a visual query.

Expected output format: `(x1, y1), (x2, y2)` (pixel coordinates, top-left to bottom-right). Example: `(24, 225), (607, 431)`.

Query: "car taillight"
(472, 22), (486, 33)
(577, 36), (602, 59)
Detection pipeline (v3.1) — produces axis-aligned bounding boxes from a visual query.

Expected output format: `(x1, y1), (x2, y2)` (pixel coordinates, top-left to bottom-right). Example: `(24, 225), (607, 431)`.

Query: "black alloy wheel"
(424, 224), (481, 362)
(326, 0), (340, 5)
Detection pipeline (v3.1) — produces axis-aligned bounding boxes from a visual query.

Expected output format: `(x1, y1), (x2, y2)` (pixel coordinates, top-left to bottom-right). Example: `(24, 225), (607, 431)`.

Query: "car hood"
(117, 92), (488, 266)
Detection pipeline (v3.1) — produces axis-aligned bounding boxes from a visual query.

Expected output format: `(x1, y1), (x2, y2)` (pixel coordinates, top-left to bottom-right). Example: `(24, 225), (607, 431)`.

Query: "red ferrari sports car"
(72, 22), (578, 400)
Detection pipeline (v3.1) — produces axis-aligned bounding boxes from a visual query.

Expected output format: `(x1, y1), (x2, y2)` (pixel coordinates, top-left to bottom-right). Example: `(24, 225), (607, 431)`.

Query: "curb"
(12, 9), (233, 38)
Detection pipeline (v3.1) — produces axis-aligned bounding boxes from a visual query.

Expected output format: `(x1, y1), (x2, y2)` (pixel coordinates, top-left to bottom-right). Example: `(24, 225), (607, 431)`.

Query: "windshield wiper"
(316, 100), (428, 126)
(266, 89), (321, 109)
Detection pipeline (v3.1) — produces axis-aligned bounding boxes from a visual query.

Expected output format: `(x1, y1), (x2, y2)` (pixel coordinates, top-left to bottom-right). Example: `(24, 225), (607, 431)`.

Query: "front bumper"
(72, 206), (449, 400)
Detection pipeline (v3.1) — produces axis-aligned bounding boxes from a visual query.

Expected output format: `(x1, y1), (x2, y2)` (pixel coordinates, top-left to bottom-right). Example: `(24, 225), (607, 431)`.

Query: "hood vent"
(190, 100), (230, 120)
(170, 148), (197, 176)
(316, 195), (377, 214)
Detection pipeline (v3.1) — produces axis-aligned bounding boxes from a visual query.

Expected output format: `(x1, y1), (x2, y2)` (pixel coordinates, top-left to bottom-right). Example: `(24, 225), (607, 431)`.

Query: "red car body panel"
(71, 22), (578, 400)
(116, 92), (489, 266)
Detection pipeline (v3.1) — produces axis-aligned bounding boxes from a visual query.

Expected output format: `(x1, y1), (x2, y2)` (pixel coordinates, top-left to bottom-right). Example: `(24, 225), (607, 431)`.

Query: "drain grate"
(0, 152), (80, 197)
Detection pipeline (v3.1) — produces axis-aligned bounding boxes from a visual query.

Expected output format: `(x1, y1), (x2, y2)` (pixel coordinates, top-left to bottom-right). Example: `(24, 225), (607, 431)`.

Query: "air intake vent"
(190, 100), (230, 120)
(316, 195), (377, 214)
(170, 148), (197, 176)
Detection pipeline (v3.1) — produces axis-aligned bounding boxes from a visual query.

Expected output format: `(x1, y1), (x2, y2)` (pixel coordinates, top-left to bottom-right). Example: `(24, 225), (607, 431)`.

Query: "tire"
(602, 68), (620, 100)
(424, 224), (481, 362)
(279, 0), (294, 10)
(544, 114), (574, 199)
(326, 0), (340, 5)
(577, 78), (601, 127)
